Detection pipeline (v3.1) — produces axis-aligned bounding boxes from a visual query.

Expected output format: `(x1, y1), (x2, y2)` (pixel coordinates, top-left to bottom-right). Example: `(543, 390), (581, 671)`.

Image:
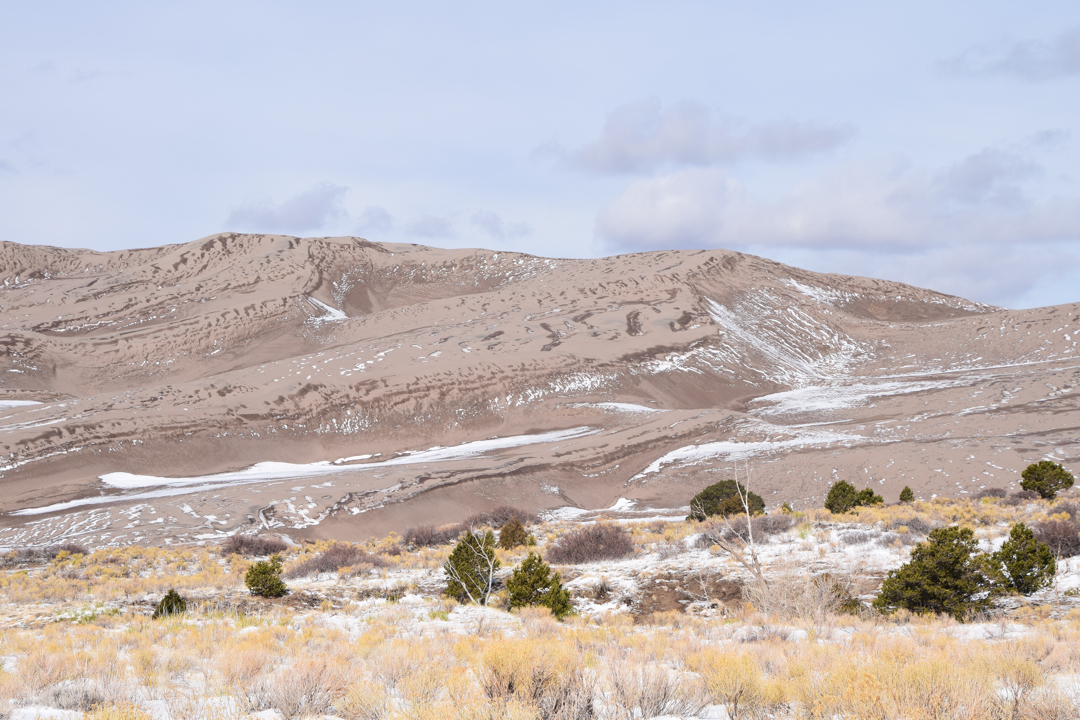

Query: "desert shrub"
(699, 513), (795, 547)
(1034, 519), (1080, 558)
(464, 505), (538, 528)
(605, 656), (709, 720)
(1021, 460), (1074, 499)
(890, 516), (933, 535)
(688, 649), (764, 719)
(84, 704), (153, 720)
(223, 534), (289, 556)
(546, 524), (634, 564)
(403, 524), (462, 548)
(655, 541), (686, 559)
(974, 487), (1007, 500)
(284, 543), (388, 579)
(337, 680), (389, 720)
(743, 570), (862, 623)
(497, 517), (530, 549)
(507, 552), (573, 619)
(991, 523), (1055, 595)
(688, 480), (764, 521)
(477, 639), (595, 719)
(825, 480), (883, 513)
(899, 486), (915, 503)
(873, 526), (995, 620)
(876, 532), (916, 547)
(37, 680), (108, 711)
(245, 555), (288, 598)
(444, 530), (500, 605)
(152, 588), (187, 619)
(753, 513), (796, 537)
(247, 657), (347, 720)
(3, 543), (89, 565)
(839, 530), (876, 546)
(1052, 501), (1079, 521)
(1005, 490), (1041, 506)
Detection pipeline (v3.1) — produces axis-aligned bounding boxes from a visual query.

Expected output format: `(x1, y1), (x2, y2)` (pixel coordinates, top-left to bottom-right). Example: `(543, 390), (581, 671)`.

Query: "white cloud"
(943, 26), (1080, 81)
(595, 168), (739, 248)
(406, 215), (454, 238)
(596, 149), (1080, 306)
(226, 183), (347, 235)
(573, 100), (854, 174)
(355, 205), (394, 236)
(470, 210), (531, 240)
(934, 149), (1039, 207)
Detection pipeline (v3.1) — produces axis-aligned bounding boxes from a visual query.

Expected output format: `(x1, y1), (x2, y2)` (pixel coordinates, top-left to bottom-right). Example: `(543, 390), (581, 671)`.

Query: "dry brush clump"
(696, 513), (795, 548)
(283, 542), (388, 579)
(546, 524), (635, 565)
(403, 523), (463, 548)
(1, 542), (89, 566)
(604, 651), (709, 719)
(463, 505), (538, 529)
(222, 534), (289, 556)
(403, 506), (537, 551)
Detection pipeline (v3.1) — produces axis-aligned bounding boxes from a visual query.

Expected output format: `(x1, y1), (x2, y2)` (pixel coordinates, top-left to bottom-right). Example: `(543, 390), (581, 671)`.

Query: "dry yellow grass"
(0, 599), (1077, 718)
(2, 495), (1079, 718)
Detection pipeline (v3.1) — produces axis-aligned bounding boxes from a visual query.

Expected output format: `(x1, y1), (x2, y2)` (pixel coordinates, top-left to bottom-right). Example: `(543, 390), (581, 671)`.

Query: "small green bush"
(899, 486), (915, 503)
(507, 552), (573, 619)
(497, 517), (529, 549)
(857, 487), (884, 506)
(245, 554), (288, 597)
(1021, 461), (1074, 500)
(991, 522), (1056, 595)
(825, 481), (857, 513)
(688, 480), (764, 521)
(873, 526), (994, 620)
(444, 530), (500, 605)
(152, 588), (186, 619)
(825, 480), (883, 513)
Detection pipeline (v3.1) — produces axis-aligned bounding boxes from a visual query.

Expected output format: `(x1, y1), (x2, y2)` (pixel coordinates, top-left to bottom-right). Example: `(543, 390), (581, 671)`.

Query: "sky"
(2, 2), (1079, 309)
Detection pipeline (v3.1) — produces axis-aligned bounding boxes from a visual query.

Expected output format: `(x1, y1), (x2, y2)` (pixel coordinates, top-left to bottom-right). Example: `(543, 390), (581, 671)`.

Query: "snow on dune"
(100, 426), (598, 489)
(572, 402), (661, 414)
(100, 461), (342, 490)
(13, 427), (599, 515)
(306, 297), (347, 324)
(634, 428), (859, 478)
(0, 400), (43, 409)
(750, 378), (966, 416)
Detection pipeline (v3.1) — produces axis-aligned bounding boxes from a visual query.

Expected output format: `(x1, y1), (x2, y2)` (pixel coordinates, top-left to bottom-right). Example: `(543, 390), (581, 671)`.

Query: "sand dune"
(1, 233), (1077, 547)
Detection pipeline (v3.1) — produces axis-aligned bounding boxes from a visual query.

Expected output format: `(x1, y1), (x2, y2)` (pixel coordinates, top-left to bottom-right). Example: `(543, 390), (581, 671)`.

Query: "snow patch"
(634, 428), (859, 478)
(573, 402), (662, 414)
(305, 297), (347, 324)
(0, 400), (43, 409)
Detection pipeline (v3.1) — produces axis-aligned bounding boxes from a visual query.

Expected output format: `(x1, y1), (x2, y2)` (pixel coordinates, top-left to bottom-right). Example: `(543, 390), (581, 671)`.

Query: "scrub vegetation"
(1, 490), (1079, 719)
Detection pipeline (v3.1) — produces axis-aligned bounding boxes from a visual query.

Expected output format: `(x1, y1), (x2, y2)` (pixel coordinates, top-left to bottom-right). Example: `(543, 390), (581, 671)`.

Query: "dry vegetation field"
(2, 492), (1080, 720)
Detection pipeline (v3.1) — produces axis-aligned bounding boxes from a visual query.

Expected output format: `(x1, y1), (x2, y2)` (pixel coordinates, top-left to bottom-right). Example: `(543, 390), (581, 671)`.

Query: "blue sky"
(2, 2), (1079, 308)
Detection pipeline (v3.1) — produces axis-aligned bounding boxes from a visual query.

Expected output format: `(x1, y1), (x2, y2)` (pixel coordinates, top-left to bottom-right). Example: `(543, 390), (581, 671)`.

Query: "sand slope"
(1, 234), (1077, 547)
